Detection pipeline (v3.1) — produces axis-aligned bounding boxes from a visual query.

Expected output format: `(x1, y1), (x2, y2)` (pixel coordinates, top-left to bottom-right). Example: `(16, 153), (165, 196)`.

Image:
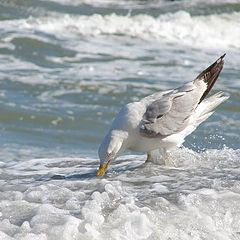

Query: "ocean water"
(0, 0), (240, 239)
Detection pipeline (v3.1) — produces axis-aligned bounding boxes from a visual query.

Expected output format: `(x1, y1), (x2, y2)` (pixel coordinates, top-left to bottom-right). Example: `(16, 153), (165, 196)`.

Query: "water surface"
(0, 0), (240, 239)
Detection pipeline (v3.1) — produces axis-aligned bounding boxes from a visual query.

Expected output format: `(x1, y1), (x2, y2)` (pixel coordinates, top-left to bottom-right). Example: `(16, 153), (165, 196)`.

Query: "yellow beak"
(96, 162), (109, 177)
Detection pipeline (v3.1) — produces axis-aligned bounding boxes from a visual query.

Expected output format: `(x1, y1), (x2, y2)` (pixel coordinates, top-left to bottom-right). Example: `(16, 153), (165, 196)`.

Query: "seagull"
(96, 54), (228, 176)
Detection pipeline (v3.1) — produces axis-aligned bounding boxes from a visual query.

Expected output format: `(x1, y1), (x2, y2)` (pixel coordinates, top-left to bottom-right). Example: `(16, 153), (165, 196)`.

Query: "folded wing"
(140, 54), (225, 137)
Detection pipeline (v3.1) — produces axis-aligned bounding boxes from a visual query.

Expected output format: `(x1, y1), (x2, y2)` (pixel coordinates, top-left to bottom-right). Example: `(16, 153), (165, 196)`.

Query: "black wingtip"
(221, 53), (226, 59)
(197, 54), (225, 103)
(217, 53), (226, 63)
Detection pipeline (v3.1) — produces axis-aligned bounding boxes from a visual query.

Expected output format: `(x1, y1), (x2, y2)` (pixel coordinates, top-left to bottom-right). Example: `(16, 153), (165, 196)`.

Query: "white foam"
(3, 11), (240, 50)
(2, 180), (239, 239)
(0, 231), (14, 240)
(1, 148), (240, 239)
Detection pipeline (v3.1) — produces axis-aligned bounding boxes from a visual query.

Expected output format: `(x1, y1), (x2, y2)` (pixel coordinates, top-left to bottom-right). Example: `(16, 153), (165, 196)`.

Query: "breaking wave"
(1, 148), (240, 239)
(2, 11), (240, 49)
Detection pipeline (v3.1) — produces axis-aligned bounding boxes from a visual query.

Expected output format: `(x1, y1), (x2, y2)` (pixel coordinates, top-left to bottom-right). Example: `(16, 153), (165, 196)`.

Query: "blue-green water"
(0, 1), (240, 239)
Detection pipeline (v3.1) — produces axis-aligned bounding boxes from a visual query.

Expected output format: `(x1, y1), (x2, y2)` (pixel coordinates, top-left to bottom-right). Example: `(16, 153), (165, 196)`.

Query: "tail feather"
(197, 91), (229, 119)
(180, 92), (229, 139)
(195, 54), (225, 103)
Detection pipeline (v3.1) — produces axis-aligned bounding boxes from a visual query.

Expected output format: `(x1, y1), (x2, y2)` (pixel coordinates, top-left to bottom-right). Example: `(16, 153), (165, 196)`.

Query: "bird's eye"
(156, 114), (162, 119)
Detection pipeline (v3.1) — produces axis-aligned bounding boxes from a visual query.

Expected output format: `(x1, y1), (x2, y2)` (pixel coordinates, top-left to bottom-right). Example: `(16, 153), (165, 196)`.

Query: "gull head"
(96, 130), (127, 177)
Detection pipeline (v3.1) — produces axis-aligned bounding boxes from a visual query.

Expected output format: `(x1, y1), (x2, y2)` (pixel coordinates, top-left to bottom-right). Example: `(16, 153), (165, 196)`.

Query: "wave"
(1, 148), (240, 239)
(3, 147), (240, 181)
(3, 11), (240, 49)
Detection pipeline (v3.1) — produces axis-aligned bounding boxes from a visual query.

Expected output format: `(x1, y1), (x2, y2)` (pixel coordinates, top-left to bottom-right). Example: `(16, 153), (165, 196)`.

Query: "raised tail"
(195, 92), (229, 124)
(195, 54), (225, 103)
(180, 92), (229, 140)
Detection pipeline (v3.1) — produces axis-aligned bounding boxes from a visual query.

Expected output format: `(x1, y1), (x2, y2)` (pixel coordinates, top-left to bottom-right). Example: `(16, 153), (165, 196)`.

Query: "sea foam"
(1, 148), (240, 239)
(2, 11), (240, 50)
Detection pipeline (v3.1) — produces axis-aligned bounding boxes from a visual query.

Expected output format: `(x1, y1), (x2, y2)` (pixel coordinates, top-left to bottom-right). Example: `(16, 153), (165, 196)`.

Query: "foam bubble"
(0, 231), (14, 240)
(1, 149), (240, 239)
(3, 11), (239, 49)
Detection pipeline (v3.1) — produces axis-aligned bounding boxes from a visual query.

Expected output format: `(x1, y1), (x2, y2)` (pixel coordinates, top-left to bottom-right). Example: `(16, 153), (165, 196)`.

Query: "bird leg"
(164, 151), (171, 166)
(145, 151), (153, 163)
(160, 148), (176, 166)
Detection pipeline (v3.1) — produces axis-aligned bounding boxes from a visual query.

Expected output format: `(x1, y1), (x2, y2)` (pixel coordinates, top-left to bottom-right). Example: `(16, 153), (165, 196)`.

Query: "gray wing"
(140, 83), (201, 137)
(140, 54), (225, 137)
